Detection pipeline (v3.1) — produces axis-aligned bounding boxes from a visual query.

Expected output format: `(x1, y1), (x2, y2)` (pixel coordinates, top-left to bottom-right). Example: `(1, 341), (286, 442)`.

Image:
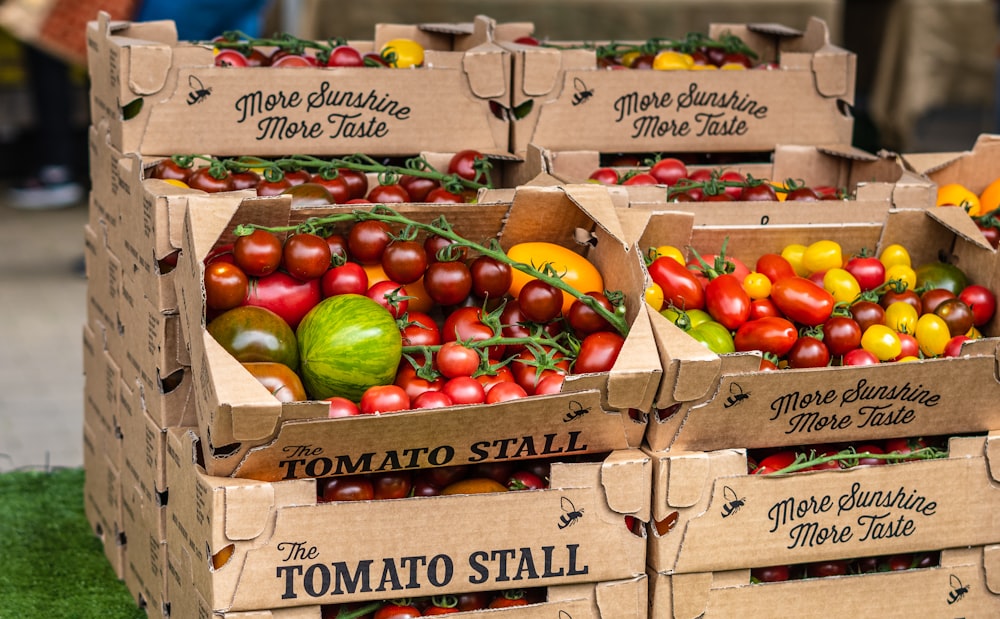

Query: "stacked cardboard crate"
(83, 11), (659, 618)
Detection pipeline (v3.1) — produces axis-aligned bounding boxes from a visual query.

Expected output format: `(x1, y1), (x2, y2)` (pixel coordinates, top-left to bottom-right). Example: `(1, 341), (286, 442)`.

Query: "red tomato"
(204, 261), (249, 311)
(348, 220), (392, 265)
(441, 376), (487, 404)
(622, 172), (658, 186)
(511, 347), (569, 395)
(806, 560), (849, 578)
(844, 255), (886, 292)
(234, 229), (283, 277)
(187, 166), (233, 193)
(326, 44), (364, 67)
(321, 262), (368, 297)
(423, 260), (473, 306)
(517, 279), (563, 322)
(843, 348), (879, 366)
(786, 336), (830, 368)
(566, 291), (614, 335)
(755, 253), (797, 283)
(244, 271), (322, 330)
(469, 255), (513, 300)
(367, 183), (411, 203)
(740, 183), (778, 201)
(425, 187), (466, 203)
(649, 157), (688, 186)
(325, 396), (360, 418)
(448, 149), (487, 181)
(486, 381), (528, 403)
(573, 331), (625, 374)
(748, 297), (782, 320)
(400, 311), (441, 347)
(704, 273), (751, 330)
(359, 385), (411, 414)
(648, 256), (705, 310)
(411, 390), (453, 409)
(318, 475), (374, 502)
(733, 317), (797, 357)
(944, 334), (972, 357)
(752, 450), (797, 474)
(381, 239), (427, 284)
(373, 603), (422, 619)
(282, 233), (332, 281)
(588, 167), (620, 185)
(436, 341), (482, 378)
(366, 280), (409, 318)
(959, 284), (997, 326)
(849, 300), (886, 332)
(752, 565), (791, 582)
(394, 363), (444, 401)
(895, 332), (920, 360)
(822, 315), (862, 356)
(371, 471), (413, 500)
(770, 277), (835, 326)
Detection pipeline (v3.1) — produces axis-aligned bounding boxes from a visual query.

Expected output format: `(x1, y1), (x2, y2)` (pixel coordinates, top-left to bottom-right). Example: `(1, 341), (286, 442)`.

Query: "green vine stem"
(232, 205), (630, 335)
(761, 445), (948, 476)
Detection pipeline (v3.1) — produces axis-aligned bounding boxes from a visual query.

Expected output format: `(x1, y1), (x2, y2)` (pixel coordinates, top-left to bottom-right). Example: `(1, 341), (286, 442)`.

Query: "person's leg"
(7, 44), (83, 210)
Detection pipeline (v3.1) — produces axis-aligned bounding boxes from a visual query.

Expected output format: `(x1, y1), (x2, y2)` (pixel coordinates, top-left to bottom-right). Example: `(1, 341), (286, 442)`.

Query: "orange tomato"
(936, 182), (981, 215)
(506, 242), (604, 314)
(441, 478), (509, 495)
(978, 177), (1000, 215)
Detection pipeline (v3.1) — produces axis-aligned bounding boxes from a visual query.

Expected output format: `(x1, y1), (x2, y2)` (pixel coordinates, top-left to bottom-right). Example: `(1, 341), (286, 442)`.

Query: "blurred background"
(0, 0), (997, 471)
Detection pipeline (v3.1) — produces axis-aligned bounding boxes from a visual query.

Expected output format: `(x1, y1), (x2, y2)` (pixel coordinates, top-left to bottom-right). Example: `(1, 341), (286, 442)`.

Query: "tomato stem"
(761, 445), (947, 476)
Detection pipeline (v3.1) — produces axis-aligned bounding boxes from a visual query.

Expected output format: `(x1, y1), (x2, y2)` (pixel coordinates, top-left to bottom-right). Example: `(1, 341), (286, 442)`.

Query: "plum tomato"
(770, 277), (834, 326)
(752, 450), (797, 474)
(648, 255), (705, 311)
(733, 317), (797, 357)
(572, 331), (625, 374)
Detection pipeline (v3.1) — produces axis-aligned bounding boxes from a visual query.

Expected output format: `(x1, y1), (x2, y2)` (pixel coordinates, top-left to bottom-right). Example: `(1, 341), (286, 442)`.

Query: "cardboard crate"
(637, 205), (1000, 453)
(122, 482), (168, 619)
(647, 434), (1000, 574)
(507, 143), (935, 217)
(86, 12), (510, 157)
(167, 545), (646, 619)
(504, 18), (854, 156)
(83, 321), (123, 470)
(120, 403), (168, 544)
(173, 184), (658, 480)
(83, 221), (124, 368)
(83, 419), (125, 580)
(165, 427), (650, 613)
(648, 545), (1000, 618)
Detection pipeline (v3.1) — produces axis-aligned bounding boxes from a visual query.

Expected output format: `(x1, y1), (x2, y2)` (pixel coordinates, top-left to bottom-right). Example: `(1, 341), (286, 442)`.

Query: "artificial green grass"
(0, 468), (145, 619)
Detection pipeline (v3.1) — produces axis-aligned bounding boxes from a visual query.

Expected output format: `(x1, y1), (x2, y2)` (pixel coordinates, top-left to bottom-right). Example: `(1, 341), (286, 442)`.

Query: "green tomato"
(914, 262), (968, 295)
(689, 320), (736, 355)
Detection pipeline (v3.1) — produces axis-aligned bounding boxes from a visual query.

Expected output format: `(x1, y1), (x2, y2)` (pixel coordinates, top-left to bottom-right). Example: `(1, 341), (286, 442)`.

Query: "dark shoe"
(7, 165), (84, 210)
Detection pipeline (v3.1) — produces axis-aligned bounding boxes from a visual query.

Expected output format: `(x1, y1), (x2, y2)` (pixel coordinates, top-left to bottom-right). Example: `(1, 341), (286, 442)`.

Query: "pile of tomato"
(204, 209), (629, 414)
(149, 150), (490, 204)
(321, 587), (547, 617)
(210, 32), (427, 69)
(751, 550), (941, 585)
(588, 156), (845, 201)
(646, 238), (996, 368)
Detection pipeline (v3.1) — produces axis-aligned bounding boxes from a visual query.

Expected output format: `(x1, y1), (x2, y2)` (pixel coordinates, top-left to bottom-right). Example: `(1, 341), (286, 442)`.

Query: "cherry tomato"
(823, 268), (861, 304)
(242, 362), (307, 402)
(255, 176), (293, 196)
(511, 347), (569, 395)
(204, 261), (249, 311)
(234, 229), (283, 277)
(770, 277), (834, 326)
(423, 260), (473, 306)
(469, 255), (512, 300)
(321, 262), (368, 297)
(412, 390), (453, 409)
(380, 38), (425, 68)
(400, 311), (441, 347)
(944, 335), (972, 357)
(749, 297), (782, 320)
(588, 167), (620, 185)
(573, 331), (625, 374)
(348, 220), (392, 265)
(381, 239), (427, 284)
(318, 475), (374, 502)
(786, 336), (830, 368)
(806, 560), (849, 578)
(843, 348), (879, 365)
(644, 282), (665, 312)
(734, 317), (797, 357)
(802, 240), (843, 275)
(187, 166), (233, 193)
(915, 313), (951, 357)
(325, 396), (360, 418)
(861, 324), (902, 361)
(885, 264), (917, 290)
(688, 320), (736, 354)
(740, 182), (778, 201)
(282, 232), (332, 281)
(880, 288), (921, 314)
(366, 183), (411, 203)
(849, 300), (885, 332)
(752, 450), (797, 474)
(742, 272), (772, 299)
(373, 602), (421, 619)
(785, 186), (820, 202)
(518, 279), (564, 322)
(920, 288), (956, 315)
(959, 284), (996, 326)
(822, 315), (862, 356)
(752, 565), (791, 583)
(844, 255), (885, 292)
(567, 291), (614, 335)
(649, 158), (688, 186)
(229, 169), (261, 191)
(486, 381), (528, 403)
(436, 341), (482, 378)
(448, 149), (486, 181)
(326, 44), (364, 67)
(884, 301), (919, 334)
(337, 168), (368, 200)
(359, 384), (411, 414)
(622, 172), (658, 186)
(879, 243), (911, 269)
(934, 297), (975, 337)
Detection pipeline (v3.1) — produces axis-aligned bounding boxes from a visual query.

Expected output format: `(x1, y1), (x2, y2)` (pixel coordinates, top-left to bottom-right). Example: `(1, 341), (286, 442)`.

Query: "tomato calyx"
(757, 444), (947, 476)
(687, 238), (735, 280)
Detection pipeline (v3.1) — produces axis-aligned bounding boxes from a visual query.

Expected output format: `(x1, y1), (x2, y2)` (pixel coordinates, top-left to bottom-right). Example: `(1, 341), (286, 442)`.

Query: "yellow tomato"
(644, 282), (665, 311)
(719, 63), (747, 70)
(915, 313), (950, 357)
(861, 324), (902, 361)
(506, 242), (604, 314)
(380, 38), (425, 68)
(770, 180), (789, 202)
(161, 178), (189, 188)
(884, 263), (916, 290)
(822, 268), (861, 303)
(652, 50), (694, 71)
(802, 240), (844, 274)
(780, 243), (809, 276)
(936, 182), (981, 215)
(878, 243), (911, 269)
(620, 51), (641, 67)
(884, 301), (918, 334)
(652, 245), (685, 265)
(743, 272), (772, 300)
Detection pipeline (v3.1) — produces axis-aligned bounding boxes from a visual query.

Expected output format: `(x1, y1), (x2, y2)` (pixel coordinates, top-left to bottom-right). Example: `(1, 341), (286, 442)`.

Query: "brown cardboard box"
(121, 404), (168, 544)
(904, 133), (1000, 196)
(648, 545), (1000, 618)
(166, 427), (650, 613)
(638, 205), (1000, 453)
(505, 18), (855, 156)
(173, 184), (658, 480)
(83, 321), (122, 470)
(83, 419), (124, 580)
(509, 143), (935, 216)
(86, 12), (510, 157)
(83, 221), (124, 367)
(122, 482), (168, 619)
(647, 434), (1000, 574)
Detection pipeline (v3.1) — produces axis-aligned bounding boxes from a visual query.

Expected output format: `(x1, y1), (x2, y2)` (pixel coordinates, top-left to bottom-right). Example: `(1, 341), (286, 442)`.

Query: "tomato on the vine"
(366, 280), (409, 318)
(348, 220), (392, 265)
(567, 291), (615, 335)
(282, 232), (332, 281)
(321, 261), (368, 297)
(518, 279), (564, 322)
(359, 384), (411, 414)
(436, 341), (482, 378)
(469, 255), (513, 300)
(423, 260), (473, 306)
(381, 239), (427, 284)
(234, 229), (283, 277)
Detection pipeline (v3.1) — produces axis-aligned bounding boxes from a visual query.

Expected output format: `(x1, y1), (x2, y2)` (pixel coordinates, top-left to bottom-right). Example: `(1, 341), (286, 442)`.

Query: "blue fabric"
(134, 0), (273, 41)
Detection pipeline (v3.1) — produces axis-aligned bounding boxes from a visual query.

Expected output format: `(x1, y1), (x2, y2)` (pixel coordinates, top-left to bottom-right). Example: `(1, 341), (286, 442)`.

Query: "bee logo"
(563, 400), (591, 422)
(724, 383), (750, 408)
(571, 77), (594, 106)
(186, 75), (212, 105)
(948, 574), (970, 604)
(720, 485), (746, 518)
(559, 497), (585, 529)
